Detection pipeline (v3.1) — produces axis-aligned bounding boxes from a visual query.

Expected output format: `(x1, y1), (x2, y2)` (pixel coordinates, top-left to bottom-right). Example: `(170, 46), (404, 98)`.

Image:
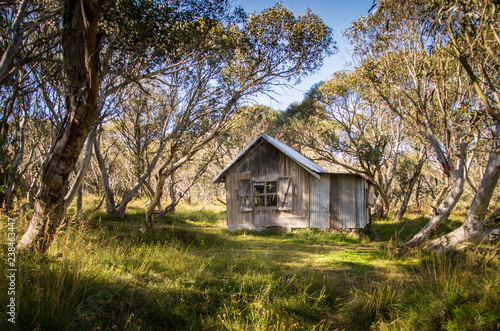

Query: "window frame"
(253, 180), (278, 209)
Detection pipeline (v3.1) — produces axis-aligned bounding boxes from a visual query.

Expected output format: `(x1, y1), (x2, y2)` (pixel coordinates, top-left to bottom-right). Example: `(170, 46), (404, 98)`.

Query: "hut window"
(254, 181), (277, 208)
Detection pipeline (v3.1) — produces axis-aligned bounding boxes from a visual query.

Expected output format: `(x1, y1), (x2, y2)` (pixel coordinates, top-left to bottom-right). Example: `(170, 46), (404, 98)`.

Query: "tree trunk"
(372, 195), (385, 218)
(17, 0), (102, 253)
(116, 139), (166, 217)
(76, 179), (83, 219)
(403, 163), (464, 247)
(371, 180), (391, 219)
(396, 146), (427, 220)
(145, 140), (223, 231)
(145, 172), (168, 231)
(373, 137), (400, 218)
(0, 0), (29, 84)
(431, 177), (450, 215)
(94, 134), (116, 215)
(3, 94), (27, 211)
(63, 125), (97, 213)
(425, 129), (500, 253)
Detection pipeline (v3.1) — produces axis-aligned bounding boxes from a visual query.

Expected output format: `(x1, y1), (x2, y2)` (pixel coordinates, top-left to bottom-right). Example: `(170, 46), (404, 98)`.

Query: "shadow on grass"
(373, 213), (465, 244)
(0, 255), (140, 330)
(88, 207), (231, 251)
(7, 206), (424, 330)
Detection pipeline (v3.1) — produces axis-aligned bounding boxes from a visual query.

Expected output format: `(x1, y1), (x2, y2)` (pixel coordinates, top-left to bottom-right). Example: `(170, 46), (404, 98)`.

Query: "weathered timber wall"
(225, 141), (309, 229)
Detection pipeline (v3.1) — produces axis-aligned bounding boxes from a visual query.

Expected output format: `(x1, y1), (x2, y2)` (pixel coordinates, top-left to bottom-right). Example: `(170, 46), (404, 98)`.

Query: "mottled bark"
(17, 0), (103, 253)
(425, 130), (500, 253)
(145, 172), (168, 231)
(403, 144), (466, 248)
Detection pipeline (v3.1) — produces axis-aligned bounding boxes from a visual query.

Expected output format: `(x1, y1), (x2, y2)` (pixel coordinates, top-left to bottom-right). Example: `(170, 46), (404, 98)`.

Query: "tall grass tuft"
(340, 276), (407, 330)
(402, 250), (500, 331)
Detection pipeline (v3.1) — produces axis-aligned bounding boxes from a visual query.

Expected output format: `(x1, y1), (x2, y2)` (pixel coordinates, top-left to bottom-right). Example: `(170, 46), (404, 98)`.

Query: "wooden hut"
(213, 134), (372, 231)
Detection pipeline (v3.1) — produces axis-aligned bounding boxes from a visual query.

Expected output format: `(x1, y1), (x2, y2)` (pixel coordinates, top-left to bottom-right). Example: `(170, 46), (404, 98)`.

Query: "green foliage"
(222, 3), (335, 89)
(102, 0), (244, 62)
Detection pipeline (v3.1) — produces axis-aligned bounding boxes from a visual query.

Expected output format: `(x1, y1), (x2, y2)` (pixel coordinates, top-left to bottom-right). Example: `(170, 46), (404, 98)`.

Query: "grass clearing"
(1, 205), (499, 330)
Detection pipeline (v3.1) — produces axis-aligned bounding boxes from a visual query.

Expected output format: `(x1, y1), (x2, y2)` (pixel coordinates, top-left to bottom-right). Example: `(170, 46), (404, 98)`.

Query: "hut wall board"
(224, 141), (309, 229)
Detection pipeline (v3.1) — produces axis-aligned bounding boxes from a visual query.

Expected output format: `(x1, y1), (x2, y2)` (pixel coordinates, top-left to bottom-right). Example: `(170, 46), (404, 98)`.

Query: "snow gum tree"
(347, 0), (500, 251)
(143, 3), (335, 231)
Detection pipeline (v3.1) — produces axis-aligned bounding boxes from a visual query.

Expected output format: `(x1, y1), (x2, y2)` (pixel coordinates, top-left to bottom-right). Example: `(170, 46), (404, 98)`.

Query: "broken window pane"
(254, 180), (278, 208)
(255, 196), (265, 208)
(267, 181), (276, 193)
(254, 182), (265, 194)
(267, 194), (277, 207)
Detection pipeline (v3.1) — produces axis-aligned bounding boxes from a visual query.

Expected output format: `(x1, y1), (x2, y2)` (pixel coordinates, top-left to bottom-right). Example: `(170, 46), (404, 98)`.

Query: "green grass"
(1, 205), (499, 330)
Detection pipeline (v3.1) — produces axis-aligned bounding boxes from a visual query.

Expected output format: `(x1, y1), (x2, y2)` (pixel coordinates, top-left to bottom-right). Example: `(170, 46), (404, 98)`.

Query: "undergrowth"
(1, 206), (499, 330)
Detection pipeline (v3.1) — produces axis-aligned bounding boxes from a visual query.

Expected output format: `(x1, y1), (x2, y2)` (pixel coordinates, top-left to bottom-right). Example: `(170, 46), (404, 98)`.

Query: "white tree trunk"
(94, 135), (116, 215)
(425, 131), (500, 253)
(396, 146), (427, 220)
(63, 125), (96, 213)
(403, 162), (465, 247)
(116, 138), (166, 217)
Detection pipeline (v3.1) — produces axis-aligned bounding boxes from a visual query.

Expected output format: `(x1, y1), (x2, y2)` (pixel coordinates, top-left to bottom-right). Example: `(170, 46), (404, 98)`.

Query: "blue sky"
(235, 0), (375, 110)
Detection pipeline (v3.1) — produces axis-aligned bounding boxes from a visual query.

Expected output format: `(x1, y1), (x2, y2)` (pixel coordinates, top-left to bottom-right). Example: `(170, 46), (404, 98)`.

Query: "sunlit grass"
(1, 203), (499, 330)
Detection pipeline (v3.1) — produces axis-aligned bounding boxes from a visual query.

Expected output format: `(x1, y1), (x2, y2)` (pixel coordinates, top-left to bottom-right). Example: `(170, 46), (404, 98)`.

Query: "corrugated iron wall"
(338, 175), (356, 228)
(355, 176), (365, 228)
(309, 175), (330, 228)
(312, 174), (370, 229)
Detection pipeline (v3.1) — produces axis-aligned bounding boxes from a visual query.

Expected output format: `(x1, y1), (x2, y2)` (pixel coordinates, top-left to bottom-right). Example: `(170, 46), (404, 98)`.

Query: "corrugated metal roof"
(213, 133), (327, 183)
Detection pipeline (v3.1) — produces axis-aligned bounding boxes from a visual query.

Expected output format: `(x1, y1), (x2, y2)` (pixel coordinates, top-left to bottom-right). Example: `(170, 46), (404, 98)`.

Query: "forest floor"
(1, 200), (500, 330)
